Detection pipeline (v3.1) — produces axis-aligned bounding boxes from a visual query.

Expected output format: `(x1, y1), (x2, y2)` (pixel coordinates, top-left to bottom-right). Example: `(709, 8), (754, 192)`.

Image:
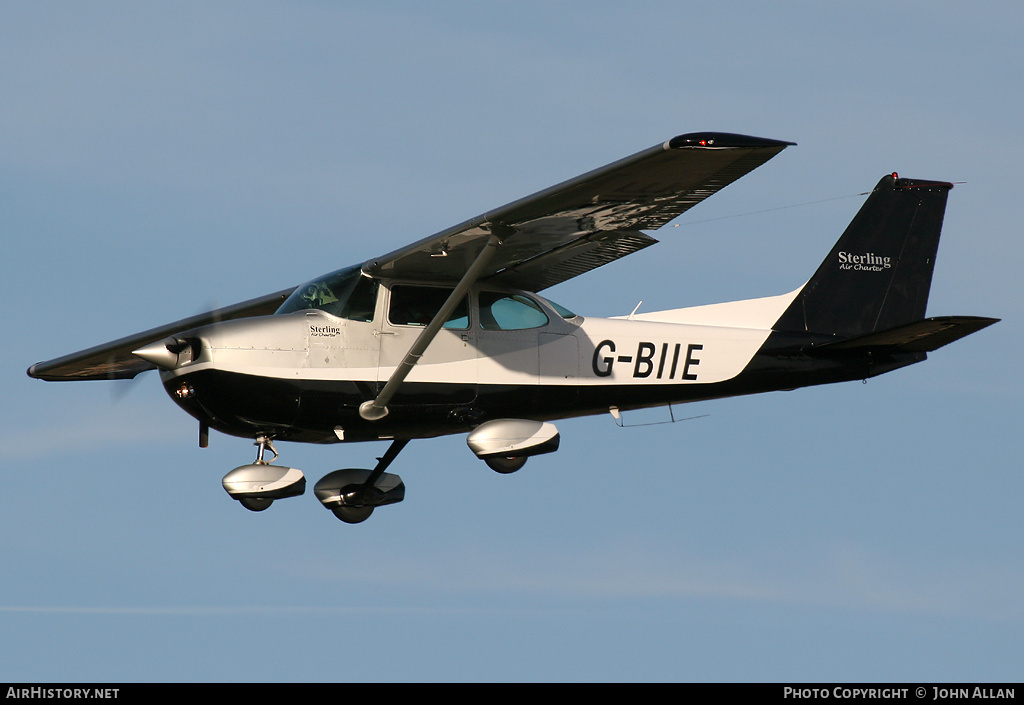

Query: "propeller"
(107, 298), (225, 440)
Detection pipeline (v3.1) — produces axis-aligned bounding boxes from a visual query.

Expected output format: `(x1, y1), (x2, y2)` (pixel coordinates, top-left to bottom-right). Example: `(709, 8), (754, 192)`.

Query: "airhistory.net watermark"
(6, 688), (118, 700)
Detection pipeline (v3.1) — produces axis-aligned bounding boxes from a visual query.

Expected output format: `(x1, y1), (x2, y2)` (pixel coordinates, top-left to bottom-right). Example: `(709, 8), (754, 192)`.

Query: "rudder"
(773, 174), (953, 337)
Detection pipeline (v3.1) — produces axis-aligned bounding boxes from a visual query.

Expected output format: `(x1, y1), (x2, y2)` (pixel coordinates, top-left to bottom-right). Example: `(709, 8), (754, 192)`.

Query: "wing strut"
(358, 232), (501, 421)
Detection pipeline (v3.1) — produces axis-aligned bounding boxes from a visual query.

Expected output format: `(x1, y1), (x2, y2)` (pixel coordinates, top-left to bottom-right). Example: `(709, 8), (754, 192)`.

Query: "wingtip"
(26, 362), (64, 381)
(668, 132), (796, 149)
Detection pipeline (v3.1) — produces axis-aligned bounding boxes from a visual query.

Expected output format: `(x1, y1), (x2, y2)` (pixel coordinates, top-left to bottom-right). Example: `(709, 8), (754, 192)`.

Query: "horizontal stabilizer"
(809, 316), (999, 355)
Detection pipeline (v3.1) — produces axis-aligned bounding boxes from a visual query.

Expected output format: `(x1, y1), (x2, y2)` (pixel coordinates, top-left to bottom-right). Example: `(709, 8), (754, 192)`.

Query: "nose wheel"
(240, 436), (279, 512)
(222, 435), (306, 512)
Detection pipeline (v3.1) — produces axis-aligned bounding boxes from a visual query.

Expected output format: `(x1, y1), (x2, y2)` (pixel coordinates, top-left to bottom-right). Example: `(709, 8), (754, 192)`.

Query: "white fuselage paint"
(161, 283), (804, 393)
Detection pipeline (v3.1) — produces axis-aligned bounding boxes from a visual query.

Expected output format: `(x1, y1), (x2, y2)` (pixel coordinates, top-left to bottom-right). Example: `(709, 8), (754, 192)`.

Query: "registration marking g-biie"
(592, 339), (703, 380)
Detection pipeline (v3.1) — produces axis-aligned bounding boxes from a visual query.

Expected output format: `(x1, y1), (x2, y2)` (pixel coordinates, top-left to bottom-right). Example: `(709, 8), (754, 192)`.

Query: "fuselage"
(158, 277), (920, 444)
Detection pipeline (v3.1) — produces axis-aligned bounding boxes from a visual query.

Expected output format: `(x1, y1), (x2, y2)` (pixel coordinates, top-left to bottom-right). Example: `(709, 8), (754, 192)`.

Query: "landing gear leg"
(254, 435), (278, 465)
(363, 439), (410, 491)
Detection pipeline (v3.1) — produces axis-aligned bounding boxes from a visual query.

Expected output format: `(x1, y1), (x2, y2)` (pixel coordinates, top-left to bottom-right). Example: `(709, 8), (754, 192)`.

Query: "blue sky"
(2, 1), (1022, 682)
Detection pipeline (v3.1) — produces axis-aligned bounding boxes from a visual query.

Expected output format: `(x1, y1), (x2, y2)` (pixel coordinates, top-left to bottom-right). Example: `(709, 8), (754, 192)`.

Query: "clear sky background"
(2, 1), (1021, 683)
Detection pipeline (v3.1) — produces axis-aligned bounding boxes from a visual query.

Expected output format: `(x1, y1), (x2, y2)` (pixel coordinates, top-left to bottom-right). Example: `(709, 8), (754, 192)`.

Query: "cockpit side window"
(542, 296), (577, 320)
(388, 285), (469, 329)
(478, 292), (549, 330)
(275, 265), (379, 322)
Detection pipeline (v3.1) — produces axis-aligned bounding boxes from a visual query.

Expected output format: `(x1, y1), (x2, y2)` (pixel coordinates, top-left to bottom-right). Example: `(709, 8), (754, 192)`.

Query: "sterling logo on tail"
(838, 251), (892, 271)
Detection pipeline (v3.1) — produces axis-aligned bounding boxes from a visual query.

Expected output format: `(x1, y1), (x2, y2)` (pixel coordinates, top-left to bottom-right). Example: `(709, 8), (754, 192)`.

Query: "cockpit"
(276, 264), (579, 329)
(276, 265), (379, 321)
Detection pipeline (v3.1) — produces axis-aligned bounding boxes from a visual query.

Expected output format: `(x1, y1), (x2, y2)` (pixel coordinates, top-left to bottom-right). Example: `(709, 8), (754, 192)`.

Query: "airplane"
(28, 132), (998, 523)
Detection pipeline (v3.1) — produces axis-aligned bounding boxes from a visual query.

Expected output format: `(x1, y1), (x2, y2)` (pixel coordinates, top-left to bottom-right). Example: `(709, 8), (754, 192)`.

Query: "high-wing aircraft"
(28, 132), (998, 523)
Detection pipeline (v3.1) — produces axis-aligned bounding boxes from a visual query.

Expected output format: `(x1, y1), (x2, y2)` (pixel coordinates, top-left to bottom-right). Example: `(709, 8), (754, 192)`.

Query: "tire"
(484, 455), (527, 474)
(239, 496), (273, 512)
(332, 505), (374, 524)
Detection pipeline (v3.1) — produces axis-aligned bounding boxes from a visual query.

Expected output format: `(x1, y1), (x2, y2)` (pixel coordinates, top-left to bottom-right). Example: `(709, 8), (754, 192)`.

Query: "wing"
(29, 132), (791, 383)
(362, 132), (794, 291)
(27, 287), (295, 381)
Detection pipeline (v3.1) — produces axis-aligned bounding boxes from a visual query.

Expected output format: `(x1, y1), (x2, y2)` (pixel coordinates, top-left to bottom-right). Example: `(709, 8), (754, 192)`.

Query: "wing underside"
(362, 132), (794, 289)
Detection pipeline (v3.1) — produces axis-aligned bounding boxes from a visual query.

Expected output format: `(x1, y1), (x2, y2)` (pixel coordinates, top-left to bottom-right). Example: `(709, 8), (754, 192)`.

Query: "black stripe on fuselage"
(163, 334), (924, 443)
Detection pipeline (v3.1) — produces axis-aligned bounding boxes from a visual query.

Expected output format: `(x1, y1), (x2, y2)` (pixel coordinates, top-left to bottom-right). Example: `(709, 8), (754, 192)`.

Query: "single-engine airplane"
(28, 132), (998, 523)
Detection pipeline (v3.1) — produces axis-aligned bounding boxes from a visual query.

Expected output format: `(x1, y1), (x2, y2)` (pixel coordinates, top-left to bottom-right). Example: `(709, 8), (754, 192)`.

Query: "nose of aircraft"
(132, 338), (184, 370)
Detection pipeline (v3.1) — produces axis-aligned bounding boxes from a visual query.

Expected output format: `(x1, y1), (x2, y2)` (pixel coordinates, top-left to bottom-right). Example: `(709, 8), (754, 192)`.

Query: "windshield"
(276, 265), (378, 321)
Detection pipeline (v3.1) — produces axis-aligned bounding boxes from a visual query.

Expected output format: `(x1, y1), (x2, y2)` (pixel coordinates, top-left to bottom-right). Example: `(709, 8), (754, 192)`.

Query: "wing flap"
(28, 287), (295, 381)
(487, 230), (659, 291)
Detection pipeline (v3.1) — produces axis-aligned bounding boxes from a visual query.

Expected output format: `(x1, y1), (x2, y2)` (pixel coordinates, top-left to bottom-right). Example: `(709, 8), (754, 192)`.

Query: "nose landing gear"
(221, 435), (306, 512)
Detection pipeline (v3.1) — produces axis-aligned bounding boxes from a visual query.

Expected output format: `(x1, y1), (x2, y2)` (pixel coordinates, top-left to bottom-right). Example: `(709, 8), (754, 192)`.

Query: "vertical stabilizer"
(773, 174), (952, 337)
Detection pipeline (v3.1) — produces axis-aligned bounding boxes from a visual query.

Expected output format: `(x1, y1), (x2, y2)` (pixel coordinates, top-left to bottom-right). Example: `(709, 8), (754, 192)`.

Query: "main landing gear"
(467, 419), (560, 474)
(313, 439), (408, 524)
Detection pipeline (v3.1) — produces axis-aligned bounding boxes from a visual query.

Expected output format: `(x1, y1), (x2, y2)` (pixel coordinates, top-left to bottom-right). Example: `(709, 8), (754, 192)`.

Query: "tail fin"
(773, 174), (952, 337)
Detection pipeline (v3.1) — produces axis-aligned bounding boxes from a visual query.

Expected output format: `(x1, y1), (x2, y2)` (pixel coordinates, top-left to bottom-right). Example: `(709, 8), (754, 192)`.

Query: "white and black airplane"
(28, 132), (997, 523)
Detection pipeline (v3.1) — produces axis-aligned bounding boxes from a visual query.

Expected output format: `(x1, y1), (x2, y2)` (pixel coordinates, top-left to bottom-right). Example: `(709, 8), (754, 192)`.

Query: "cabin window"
(388, 285), (469, 329)
(541, 296), (577, 320)
(275, 265), (379, 322)
(478, 292), (549, 330)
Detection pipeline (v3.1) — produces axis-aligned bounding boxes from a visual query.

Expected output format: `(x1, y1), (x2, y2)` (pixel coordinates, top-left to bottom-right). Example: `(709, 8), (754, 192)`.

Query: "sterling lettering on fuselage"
(592, 339), (704, 380)
(309, 324), (343, 337)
